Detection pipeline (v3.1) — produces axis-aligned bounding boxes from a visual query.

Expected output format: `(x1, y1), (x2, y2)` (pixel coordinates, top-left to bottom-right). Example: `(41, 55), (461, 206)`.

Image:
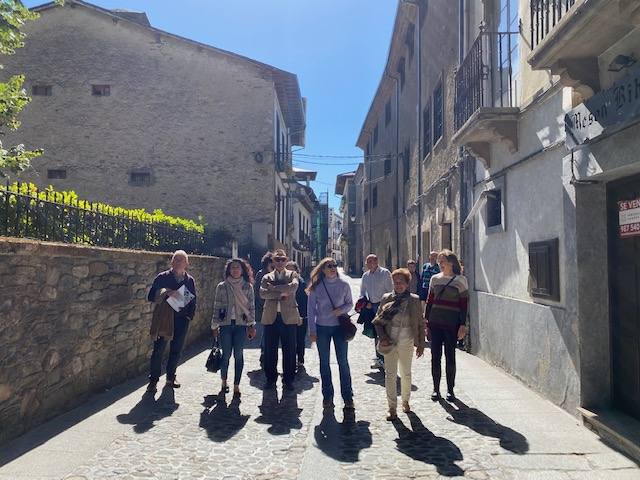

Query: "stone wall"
(0, 238), (225, 444)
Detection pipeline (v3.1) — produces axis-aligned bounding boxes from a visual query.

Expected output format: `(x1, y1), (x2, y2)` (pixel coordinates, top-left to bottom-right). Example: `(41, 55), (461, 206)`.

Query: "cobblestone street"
(1, 274), (638, 480)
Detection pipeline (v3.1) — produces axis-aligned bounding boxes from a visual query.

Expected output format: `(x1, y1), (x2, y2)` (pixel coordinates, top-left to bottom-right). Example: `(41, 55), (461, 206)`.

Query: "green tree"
(0, 0), (46, 178)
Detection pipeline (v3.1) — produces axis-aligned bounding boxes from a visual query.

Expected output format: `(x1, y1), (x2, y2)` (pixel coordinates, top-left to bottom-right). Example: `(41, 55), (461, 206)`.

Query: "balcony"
(528, 0), (640, 98)
(452, 30), (520, 168)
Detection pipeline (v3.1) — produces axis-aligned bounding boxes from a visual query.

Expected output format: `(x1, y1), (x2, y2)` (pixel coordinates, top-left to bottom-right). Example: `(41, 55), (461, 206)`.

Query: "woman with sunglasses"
(307, 257), (354, 409)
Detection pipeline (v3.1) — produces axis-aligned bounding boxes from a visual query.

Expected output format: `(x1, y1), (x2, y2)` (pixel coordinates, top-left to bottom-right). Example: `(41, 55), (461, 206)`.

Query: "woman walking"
(286, 261), (309, 370)
(425, 250), (468, 402)
(211, 258), (257, 396)
(373, 268), (425, 420)
(307, 258), (355, 409)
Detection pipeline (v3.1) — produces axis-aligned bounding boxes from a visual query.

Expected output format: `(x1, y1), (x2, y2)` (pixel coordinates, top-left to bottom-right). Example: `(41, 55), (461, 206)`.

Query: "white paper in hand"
(166, 285), (194, 312)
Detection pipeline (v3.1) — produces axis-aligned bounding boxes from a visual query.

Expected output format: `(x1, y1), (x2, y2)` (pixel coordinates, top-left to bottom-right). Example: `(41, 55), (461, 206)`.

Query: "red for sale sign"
(619, 198), (640, 238)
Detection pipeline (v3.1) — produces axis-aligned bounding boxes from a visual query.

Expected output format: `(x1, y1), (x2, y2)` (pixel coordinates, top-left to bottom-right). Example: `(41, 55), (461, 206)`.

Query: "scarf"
(380, 291), (411, 322)
(227, 277), (251, 319)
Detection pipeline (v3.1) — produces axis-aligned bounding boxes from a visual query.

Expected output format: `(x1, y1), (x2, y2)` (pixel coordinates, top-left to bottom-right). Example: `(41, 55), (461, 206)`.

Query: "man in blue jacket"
(147, 250), (197, 392)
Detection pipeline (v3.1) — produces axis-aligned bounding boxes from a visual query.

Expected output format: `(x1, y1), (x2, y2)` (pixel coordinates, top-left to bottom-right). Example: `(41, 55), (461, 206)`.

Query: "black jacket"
(296, 278), (308, 319)
(147, 269), (197, 321)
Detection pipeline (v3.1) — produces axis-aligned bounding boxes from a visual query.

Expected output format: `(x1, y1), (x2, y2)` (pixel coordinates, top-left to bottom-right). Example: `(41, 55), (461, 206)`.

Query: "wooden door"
(608, 175), (640, 420)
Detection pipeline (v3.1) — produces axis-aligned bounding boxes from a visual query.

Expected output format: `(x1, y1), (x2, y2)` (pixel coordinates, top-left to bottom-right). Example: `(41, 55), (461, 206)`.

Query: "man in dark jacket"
(147, 250), (197, 391)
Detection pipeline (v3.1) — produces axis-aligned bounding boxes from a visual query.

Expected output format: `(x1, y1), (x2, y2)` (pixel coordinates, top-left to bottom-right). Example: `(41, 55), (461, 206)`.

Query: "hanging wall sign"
(619, 198), (640, 238)
(565, 67), (640, 148)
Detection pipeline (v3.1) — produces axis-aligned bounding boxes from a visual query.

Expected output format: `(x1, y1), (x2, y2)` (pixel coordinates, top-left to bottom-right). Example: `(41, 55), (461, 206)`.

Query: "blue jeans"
(316, 325), (353, 403)
(220, 323), (247, 385)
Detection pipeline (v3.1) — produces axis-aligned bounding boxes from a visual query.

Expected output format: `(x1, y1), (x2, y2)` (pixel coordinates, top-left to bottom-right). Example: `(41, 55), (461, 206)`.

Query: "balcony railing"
(530, 0), (576, 50)
(454, 30), (520, 132)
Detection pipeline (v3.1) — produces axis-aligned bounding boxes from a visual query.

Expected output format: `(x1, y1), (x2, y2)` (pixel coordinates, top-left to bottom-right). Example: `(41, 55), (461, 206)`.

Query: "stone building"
(290, 168), (317, 276)
(327, 208), (343, 266)
(356, 0), (463, 270)
(336, 167), (365, 276)
(3, 0), (307, 264)
(453, 0), (640, 456)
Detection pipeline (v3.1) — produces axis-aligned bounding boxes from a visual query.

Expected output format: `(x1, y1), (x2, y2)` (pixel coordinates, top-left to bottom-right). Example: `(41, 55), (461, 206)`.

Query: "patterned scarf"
(380, 290), (411, 322)
(227, 277), (251, 319)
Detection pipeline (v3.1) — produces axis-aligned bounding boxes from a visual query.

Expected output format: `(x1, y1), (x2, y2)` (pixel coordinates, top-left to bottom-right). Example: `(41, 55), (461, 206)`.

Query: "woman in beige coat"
(373, 268), (425, 420)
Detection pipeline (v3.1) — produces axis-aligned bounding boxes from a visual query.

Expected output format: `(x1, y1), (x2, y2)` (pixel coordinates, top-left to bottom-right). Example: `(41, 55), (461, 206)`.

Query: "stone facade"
(1, 0), (306, 265)
(0, 237), (225, 444)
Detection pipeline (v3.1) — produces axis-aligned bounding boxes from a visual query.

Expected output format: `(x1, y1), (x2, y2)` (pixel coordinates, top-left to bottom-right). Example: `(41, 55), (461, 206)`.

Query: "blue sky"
(24, 0), (398, 209)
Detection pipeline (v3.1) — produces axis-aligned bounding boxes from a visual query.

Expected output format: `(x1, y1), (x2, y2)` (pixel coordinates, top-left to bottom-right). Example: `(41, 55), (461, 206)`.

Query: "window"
(373, 124), (379, 146)
(129, 171), (151, 186)
(364, 198), (369, 213)
(47, 168), (66, 179)
(403, 144), (410, 183)
(372, 187), (378, 208)
(423, 103), (431, 159)
(32, 85), (52, 96)
(433, 82), (443, 144)
(441, 223), (452, 250)
(385, 100), (392, 127)
(405, 23), (415, 64)
(529, 238), (560, 301)
(397, 57), (406, 91)
(92, 84), (111, 96)
(411, 235), (417, 259)
(384, 156), (392, 176)
(486, 189), (502, 228)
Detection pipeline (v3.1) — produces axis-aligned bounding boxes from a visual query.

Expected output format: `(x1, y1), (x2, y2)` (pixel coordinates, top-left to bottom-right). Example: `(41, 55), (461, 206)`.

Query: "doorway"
(608, 174), (640, 420)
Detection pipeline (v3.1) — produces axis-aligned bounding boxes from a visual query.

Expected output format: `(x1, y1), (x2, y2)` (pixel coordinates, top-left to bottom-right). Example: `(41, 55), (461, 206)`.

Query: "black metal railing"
(1, 182), (211, 254)
(530, 0), (576, 49)
(454, 30), (520, 131)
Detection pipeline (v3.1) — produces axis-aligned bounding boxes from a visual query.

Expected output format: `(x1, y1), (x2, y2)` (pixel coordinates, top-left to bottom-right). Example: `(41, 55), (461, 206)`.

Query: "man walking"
(147, 250), (197, 392)
(420, 251), (440, 302)
(360, 254), (393, 370)
(260, 249), (301, 391)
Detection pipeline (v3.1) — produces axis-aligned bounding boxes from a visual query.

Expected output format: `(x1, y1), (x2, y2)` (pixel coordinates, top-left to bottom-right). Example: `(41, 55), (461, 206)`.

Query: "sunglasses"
(325, 264), (337, 269)
(274, 257), (287, 263)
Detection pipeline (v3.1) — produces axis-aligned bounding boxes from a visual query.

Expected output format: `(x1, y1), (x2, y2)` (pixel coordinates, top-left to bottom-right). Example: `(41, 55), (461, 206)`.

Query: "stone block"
(45, 267), (61, 286)
(88, 261), (109, 276)
(0, 384), (12, 402)
(19, 389), (40, 418)
(72, 265), (90, 279)
(42, 349), (61, 371)
(42, 286), (58, 300)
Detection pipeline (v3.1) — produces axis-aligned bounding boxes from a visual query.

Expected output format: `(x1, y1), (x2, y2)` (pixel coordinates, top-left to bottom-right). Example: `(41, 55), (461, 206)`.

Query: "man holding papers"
(147, 250), (197, 392)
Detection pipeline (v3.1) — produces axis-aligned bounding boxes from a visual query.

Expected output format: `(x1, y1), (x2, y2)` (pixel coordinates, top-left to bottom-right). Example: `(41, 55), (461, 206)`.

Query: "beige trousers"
(383, 340), (414, 410)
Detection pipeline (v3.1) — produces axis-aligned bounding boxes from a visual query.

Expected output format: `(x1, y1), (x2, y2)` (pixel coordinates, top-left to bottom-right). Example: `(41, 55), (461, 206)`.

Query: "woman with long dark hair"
(425, 249), (468, 402)
(211, 258), (256, 396)
(307, 257), (354, 409)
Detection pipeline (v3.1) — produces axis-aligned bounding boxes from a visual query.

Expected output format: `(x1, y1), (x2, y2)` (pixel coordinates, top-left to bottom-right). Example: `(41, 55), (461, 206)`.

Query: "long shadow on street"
(314, 408), (372, 463)
(254, 388), (303, 435)
(392, 411), (464, 477)
(199, 393), (250, 442)
(116, 385), (178, 434)
(440, 398), (529, 454)
(364, 370), (418, 392)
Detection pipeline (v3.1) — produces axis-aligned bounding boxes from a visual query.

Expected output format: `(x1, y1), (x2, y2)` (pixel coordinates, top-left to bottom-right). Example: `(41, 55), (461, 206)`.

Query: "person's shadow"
(392, 412), (464, 477)
(116, 386), (178, 434)
(314, 408), (372, 463)
(199, 393), (250, 442)
(440, 399), (529, 454)
(364, 371), (418, 392)
(254, 388), (303, 435)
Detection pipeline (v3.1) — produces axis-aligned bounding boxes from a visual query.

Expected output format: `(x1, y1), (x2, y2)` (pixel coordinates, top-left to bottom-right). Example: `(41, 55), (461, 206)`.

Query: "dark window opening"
(373, 187), (378, 208)
(423, 103), (431, 158)
(486, 189), (502, 227)
(32, 85), (52, 96)
(397, 57), (406, 91)
(441, 223), (452, 250)
(47, 168), (66, 179)
(433, 82), (443, 144)
(529, 238), (560, 301)
(403, 144), (410, 183)
(130, 171), (151, 186)
(364, 198), (369, 213)
(406, 23), (415, 64)
(384, 156), (392, 176)
(92, 84), (111, 96)
(373, 124), (379, 146)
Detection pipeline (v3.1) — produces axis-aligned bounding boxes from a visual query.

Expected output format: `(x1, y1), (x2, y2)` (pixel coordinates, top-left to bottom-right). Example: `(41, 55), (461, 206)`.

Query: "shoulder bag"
(205, 337), (223, 373)
(321, 280), (357, 342)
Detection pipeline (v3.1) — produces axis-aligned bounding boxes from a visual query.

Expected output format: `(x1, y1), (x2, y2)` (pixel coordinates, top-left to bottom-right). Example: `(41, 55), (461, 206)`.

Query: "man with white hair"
(147, 250), (197, 391)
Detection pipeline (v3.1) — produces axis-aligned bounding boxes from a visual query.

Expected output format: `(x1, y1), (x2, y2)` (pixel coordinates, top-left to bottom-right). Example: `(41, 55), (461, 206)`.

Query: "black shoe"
(431, 391), (441, 401)
(166, 379), (180, 389)
(446, 391), (456, 402)
(221, 385), (230, 394)
(146, 380), (158, 392)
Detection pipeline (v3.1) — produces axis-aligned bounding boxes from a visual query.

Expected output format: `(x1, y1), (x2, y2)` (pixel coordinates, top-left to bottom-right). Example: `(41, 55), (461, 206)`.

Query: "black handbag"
(321, 280), (357, 342)
(205, 338), (223, 373)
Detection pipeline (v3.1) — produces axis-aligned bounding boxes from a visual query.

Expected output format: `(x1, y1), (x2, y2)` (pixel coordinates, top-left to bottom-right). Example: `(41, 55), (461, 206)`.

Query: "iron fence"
(1, 182), (211, 254)
(530, 0), (576, 49)
(454, 30), (520, 131)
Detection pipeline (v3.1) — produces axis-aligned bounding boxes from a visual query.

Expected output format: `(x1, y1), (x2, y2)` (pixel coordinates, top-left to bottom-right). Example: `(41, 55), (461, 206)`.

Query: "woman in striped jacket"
(425, 249), (468, 402)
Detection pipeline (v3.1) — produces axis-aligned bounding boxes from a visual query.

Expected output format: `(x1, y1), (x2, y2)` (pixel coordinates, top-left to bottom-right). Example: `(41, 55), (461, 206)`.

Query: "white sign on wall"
(619, 198), (640, 238)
